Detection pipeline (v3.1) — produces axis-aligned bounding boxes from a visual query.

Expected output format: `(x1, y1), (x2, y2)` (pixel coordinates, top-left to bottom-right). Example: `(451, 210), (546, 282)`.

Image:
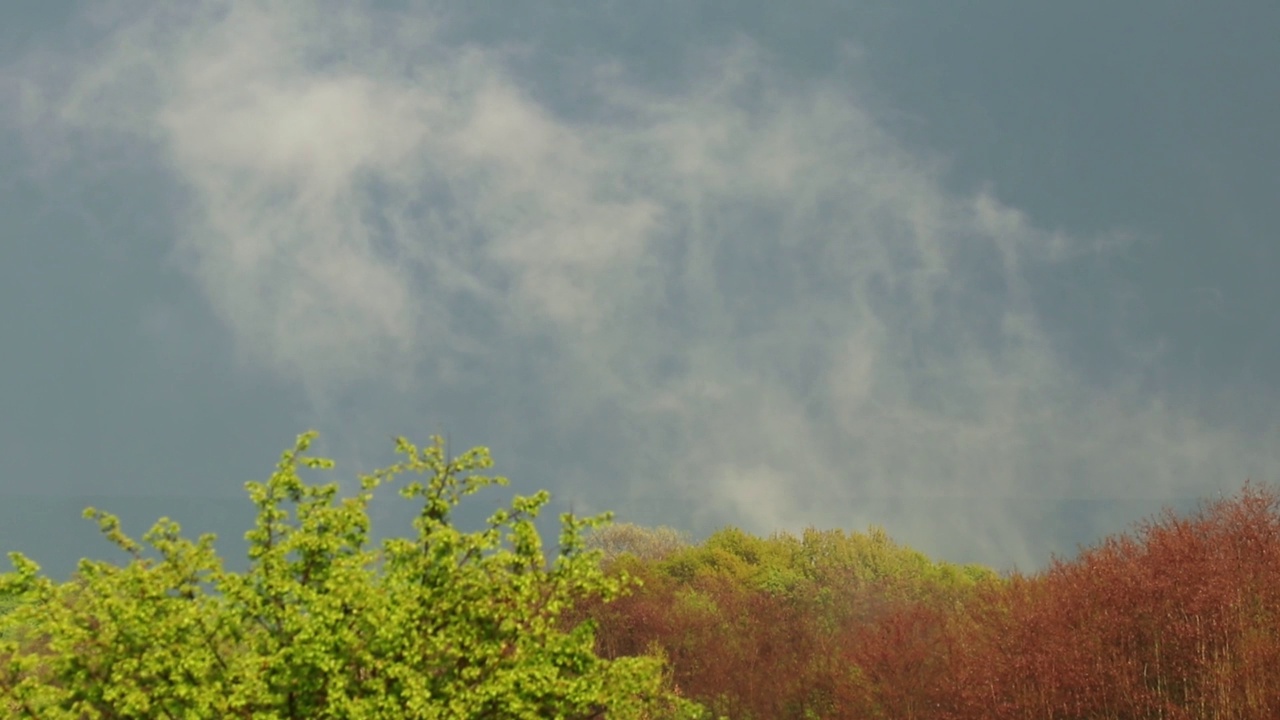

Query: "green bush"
(0, 431), (708, 719)
(0, 591), (27, 642)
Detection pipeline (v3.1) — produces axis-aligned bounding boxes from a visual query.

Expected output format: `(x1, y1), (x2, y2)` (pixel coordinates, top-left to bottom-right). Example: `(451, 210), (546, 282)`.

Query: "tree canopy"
(0, 431), (708, 719)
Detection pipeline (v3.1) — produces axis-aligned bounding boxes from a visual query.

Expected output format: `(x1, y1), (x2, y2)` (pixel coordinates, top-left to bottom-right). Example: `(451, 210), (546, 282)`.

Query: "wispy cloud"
(9, 0), (1277, 569)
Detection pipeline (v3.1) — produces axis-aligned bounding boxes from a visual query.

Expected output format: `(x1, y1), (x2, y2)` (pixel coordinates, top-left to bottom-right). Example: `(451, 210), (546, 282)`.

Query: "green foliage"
(656, 527), (800, 594)
(576, 521), (1003, 718)
(0, 431), (708, 719)
(0, 592), (20, 619)
(650, 523), (994, 602)
(0, 590), (29, 642)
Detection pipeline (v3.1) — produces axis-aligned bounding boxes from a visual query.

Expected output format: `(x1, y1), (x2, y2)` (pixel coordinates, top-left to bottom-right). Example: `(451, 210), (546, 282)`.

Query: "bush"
(0, 431), (708, 719)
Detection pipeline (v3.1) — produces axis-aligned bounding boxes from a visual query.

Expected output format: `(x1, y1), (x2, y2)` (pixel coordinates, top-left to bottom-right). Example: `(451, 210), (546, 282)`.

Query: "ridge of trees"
(4, 432), (1279, 719)
(572, 482), (1280, 719)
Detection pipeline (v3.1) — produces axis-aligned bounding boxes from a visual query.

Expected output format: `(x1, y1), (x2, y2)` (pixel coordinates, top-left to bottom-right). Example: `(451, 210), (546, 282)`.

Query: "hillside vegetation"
(3, 431), (1279, 719)
(571, 483), (1280, 719)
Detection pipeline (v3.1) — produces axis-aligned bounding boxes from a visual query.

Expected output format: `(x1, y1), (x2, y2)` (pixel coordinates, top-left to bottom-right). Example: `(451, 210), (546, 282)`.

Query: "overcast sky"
(3, 0), (1278, 581)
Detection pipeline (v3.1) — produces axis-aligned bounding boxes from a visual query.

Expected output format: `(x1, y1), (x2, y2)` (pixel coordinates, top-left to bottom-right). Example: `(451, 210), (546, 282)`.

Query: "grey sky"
(2, 1), (1277, 581)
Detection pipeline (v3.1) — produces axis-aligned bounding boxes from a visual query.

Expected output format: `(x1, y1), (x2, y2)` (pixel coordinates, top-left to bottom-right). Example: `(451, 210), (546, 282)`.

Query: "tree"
(583, 523), (692, 566)
(0, 431), (708, 719)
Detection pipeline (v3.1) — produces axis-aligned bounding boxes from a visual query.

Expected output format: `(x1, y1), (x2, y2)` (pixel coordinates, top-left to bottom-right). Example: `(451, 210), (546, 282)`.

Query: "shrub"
(0, 431), (708, 719)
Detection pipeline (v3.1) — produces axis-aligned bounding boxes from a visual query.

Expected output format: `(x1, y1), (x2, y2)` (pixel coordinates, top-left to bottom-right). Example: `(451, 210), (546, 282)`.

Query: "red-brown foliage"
(841, 595), (955, 718)
(947, 481), (1280, 719)
(567, 483), (1280, 719)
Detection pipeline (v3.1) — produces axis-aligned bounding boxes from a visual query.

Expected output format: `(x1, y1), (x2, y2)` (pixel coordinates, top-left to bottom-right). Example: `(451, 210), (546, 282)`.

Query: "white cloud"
(10, 0), (1278, 569)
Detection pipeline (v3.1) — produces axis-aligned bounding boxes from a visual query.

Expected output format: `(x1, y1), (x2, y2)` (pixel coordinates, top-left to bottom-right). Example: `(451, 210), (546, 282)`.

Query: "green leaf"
(0, 431), (707, 720)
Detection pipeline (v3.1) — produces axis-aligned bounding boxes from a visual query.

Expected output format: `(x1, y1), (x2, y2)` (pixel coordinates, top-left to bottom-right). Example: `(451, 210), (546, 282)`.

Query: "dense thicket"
(571, 483), (1280, 719)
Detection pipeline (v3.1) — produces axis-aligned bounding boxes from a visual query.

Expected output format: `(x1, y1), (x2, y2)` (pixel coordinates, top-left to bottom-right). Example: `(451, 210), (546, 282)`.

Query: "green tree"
(0, 432), (707, 720)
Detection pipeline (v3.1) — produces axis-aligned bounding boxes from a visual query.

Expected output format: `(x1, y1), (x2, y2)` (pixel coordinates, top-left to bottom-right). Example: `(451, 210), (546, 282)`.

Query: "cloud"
(9, 0), (1278, 569)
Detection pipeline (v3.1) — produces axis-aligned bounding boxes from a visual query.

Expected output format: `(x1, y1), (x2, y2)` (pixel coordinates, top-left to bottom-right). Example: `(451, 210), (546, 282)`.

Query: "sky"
(2, 0), (1278, 582)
